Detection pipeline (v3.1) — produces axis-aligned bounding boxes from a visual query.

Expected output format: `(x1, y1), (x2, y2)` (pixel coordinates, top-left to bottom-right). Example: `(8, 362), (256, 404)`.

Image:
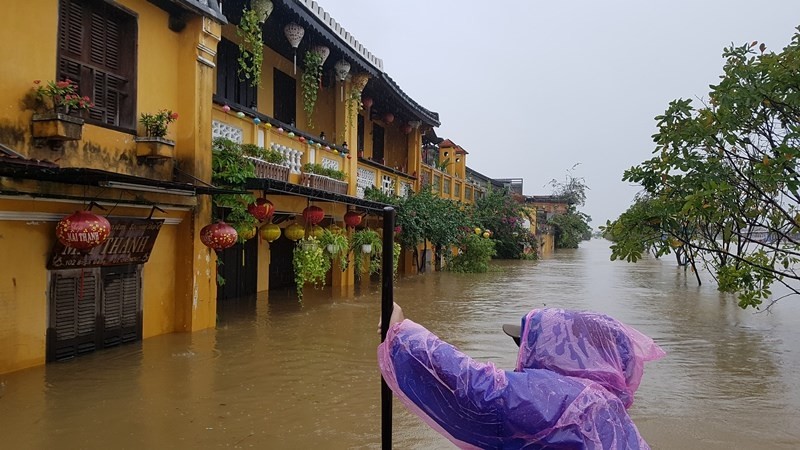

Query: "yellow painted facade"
(0, 0), (221, 373)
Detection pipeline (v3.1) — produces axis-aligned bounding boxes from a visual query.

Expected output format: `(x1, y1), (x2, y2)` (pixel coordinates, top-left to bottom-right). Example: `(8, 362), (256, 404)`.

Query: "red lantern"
(361, 96), (373, 109)
(56, 210), (111, 251)
(344, 211), (362, 228)
(247, 198), (275, 221)
(383, 112), (394, 124)
(302, 205), (324, 225)
(200, 221), (238, 251)
(400, 123), (412, 134)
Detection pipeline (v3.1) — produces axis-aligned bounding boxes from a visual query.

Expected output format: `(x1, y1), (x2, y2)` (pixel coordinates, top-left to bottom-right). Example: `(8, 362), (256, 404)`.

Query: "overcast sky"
(319, 0), (799, 225)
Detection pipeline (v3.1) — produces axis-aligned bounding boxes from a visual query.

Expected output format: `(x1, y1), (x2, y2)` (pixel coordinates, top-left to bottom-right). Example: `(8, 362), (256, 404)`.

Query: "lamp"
(100, 181), (195, 196)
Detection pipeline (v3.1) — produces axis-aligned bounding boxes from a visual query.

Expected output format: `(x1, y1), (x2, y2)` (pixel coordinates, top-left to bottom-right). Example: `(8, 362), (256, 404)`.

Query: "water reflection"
(1, 239), (799, 449)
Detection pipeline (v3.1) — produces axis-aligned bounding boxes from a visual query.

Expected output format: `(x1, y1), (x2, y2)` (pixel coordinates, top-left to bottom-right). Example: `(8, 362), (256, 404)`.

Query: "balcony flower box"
(300, 172), (348, 195)
(251, 158), (290, 182)
(135, 136), (175, 159)
(31, 112), (84, 143)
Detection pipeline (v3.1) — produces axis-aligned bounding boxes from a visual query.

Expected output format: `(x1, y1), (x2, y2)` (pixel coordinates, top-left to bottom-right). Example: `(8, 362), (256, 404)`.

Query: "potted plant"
(136, 109), (179, 159)
(301, 51), (324, 128)
(292, 237), (330, 300)
(31, 79), (94, 149)
(351, 228), (381, 279)
(319, 228), (349, 271)
(236, 6), (264, 88)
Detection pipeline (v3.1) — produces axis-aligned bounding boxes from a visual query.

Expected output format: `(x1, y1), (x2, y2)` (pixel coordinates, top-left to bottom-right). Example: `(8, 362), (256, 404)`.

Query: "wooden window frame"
(216, 38), (258, 109)
(57, 0), (138, 133)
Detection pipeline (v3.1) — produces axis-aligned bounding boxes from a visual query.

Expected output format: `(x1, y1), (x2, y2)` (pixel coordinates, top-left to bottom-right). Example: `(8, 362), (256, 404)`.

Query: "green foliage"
(471, 189), (533, 259)
(449, 233), (497, 273)
(319, 228), (349, 272)
(301, 51), (324, 128)
(139, 110), (178, 138)
(211, 137), (257, 242)
(363, 185), (401, 205)
(236, 8), (263, 88)
(241, 143), (286, 164)
(549, 210), (592, 249)
(292, 237), (330, 300)
(615, 28), (800, 308)
(351, 228), (382, 279)
(302, 163), (345, 181)
(345, 87), (363, 136)
(435, 157), (451, 172)
(397, 185), (470, 251)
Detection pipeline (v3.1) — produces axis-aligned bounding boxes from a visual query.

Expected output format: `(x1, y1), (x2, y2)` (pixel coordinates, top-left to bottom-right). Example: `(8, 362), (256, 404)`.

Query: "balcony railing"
(356, 161), (415, 199)
(246, 156), (290, 182)
(300, 173), (348, 195)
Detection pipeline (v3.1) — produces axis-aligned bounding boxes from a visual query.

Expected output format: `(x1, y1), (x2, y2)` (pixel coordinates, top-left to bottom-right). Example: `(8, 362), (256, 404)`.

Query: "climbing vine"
(301, 51), (324, 128)
(236, 8), (263, 88)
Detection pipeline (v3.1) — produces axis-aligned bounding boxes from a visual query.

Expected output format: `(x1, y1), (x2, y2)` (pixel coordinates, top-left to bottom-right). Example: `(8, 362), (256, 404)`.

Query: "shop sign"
(48, 218), (164, 269)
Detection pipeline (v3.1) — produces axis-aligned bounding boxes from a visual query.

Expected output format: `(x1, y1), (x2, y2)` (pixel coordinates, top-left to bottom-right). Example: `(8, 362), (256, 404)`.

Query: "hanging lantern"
(400, 123), (413, 134)
(311, 45), (330, 65)
(260, 223), (281, 243)
(328, 223), (343, 234)
(408, 120), (422, 129)
(284, 22), (305, 74)
(309, 225), (324, 239)
(239, 225), (257, 241)
(247, 198), (275, 221)
(361, 96), (373, 109)
(285, 223), (305, 241)
(352, 73), (370, 92)
(56, 210), (111, 251)
(200, 221), (238, 251)
(344, 211), (362, 228)
(251, 0), (273, 22)
(334, 59), (351, 100)
(302, 205), (324, 225)
(383, 112), (394, 124)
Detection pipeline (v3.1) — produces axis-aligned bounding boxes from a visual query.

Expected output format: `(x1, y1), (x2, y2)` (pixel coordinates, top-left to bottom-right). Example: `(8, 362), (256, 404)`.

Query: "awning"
(246, 177), (391, 212)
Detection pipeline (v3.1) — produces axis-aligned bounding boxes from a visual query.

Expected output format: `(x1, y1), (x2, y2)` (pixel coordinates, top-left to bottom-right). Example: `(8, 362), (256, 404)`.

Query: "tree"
(472, 189), (535, 258)
(547, 169), (592, 249)
(611, 29), (800, 309)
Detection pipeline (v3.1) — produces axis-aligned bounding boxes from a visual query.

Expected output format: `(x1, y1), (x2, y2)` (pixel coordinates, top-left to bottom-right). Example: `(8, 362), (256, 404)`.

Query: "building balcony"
(356, 158), (415, 199)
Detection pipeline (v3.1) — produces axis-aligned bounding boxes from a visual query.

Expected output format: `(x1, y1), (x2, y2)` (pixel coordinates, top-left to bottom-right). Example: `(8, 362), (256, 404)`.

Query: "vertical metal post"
(380, 206), (395, 450)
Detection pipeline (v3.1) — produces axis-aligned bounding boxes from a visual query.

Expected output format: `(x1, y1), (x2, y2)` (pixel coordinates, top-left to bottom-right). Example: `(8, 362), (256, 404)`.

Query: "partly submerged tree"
(609, 29), (800, 309)
(472, 189), (535, 258)
(547, 169), (592, 249)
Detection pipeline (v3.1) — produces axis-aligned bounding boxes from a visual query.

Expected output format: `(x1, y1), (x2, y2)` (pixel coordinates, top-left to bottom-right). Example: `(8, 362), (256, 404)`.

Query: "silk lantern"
(56, 210), (111, 251)
(361, 96), (373, 109)
(383, 112), (394, 124)
(302, 205), (324, 225)
(344, 211), (362, 228)
(334, 59), (351, 100)
(260, 224), (281, 243)
(247, 198), (275, 221)
(284, 22), (305, 73)
(201, 221), (238, 251)
(284, 223), (305, 241)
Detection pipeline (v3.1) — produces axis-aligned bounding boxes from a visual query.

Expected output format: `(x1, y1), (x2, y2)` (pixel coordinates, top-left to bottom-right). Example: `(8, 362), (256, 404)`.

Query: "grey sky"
(319, 0), (799, 225)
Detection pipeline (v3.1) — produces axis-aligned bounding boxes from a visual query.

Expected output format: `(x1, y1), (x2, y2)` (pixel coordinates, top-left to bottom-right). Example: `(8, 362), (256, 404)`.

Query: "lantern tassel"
(293, 51), (297, 74)
(341, 84), (344, 102)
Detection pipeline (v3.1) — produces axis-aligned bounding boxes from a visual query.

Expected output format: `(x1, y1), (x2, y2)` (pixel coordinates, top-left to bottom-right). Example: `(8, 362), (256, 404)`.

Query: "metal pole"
(380, 206), (395, 450)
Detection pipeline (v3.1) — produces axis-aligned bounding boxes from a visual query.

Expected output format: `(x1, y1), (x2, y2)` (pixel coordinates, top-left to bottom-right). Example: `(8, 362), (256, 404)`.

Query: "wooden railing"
(299, 173), (348, 195)
(246, 156), (290, 182)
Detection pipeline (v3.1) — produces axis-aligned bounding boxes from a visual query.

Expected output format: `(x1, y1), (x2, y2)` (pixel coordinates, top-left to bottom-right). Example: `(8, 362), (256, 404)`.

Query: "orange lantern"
(400, 123), (412, 134)
(200, 221), (238, 251)
(247, 198), (275, 221)
(302, 205), (324, 225)
(56, 210), (111, 251)
(260, 224), (281, 243)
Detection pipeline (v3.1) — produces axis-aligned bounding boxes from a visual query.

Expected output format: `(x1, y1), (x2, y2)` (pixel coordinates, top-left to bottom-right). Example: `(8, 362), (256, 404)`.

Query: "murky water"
(2, 239), (799, 449)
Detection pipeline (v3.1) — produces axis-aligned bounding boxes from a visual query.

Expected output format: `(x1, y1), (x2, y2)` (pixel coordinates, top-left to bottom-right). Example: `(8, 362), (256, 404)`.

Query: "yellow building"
(525, 196), (571, 256)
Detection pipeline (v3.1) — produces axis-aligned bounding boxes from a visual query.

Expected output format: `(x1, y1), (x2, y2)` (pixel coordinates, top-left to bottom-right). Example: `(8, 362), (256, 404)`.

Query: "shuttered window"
(57, 0), (137, 131)
(48, 266), (142, 362)
(216, 38), (258, 108)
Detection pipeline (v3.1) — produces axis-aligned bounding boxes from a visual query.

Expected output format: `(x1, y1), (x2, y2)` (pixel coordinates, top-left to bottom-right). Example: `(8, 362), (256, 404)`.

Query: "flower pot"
(326, 244), (339, 254)
(32, 112), (84, 148)
(301, 240), (318, 251)
(361, 243), (372, 254)
(135, 136), (175, 159)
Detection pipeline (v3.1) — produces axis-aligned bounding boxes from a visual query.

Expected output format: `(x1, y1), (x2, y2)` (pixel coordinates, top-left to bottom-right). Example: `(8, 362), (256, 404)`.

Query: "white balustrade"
(381, 174), (395, 196)
(357, 167), (376, 198)
(212, 120), (243, 143)
(321, 157), (340, 171)
(270, 143), (304, 174)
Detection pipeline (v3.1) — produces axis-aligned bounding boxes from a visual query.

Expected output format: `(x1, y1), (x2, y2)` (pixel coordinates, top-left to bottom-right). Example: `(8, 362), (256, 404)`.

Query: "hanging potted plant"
(351, 228), (382, 279)
(236, 6), (264, 87)
(292, 237), (330, 300)
(319, 228), (349, 271)
(301, 50), (324, 128)
(136, 109), (179, 159)
(30, 79), (94, 149)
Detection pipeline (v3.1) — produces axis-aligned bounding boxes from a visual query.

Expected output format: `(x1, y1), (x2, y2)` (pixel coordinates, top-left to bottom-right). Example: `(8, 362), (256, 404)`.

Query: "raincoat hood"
(514, 308), (666, 408)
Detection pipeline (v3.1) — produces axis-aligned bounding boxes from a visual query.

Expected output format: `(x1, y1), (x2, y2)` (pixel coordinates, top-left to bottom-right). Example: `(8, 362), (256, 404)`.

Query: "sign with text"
(48, 218), (164, 269)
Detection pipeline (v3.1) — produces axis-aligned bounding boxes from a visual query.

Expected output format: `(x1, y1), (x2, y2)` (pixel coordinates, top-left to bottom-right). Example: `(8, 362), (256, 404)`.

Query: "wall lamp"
(99, 181), (196, 196)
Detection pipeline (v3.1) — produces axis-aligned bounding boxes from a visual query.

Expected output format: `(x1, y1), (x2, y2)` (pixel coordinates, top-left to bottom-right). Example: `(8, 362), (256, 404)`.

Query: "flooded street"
(2, 238), (800, 449)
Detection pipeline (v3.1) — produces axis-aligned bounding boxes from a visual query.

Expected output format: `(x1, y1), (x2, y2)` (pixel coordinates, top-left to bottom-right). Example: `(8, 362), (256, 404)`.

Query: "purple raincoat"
(378, 308), (665, 449)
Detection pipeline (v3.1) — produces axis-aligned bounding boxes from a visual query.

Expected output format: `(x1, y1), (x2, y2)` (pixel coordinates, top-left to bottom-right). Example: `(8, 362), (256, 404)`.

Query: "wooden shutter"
(216, 38), (257, 108)
(47, 269), (100, 362)
(101, 265), (142, 347)
(57, 0), (135, 130)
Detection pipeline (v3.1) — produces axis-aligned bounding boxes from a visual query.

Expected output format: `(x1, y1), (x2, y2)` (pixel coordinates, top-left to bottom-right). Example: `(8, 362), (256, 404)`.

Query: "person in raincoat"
(377, 305), (665, 449)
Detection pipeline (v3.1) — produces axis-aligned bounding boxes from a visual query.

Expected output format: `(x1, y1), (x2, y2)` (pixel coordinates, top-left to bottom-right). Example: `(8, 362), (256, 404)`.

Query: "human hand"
(377, 302), (405, 335)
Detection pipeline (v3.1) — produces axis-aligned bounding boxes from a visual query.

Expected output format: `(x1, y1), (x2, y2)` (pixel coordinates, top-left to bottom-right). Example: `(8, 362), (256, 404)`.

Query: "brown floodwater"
(2, 239), (799, 449)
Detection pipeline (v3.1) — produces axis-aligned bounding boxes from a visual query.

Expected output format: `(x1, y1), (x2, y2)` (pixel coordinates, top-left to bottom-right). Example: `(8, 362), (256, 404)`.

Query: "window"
(357, 114), (365, 152)
(465, 186), (473, 201)
(443, 178), (451, 195)
(455, 182), (462, 198)
(57, 0), (137, 131)
(372, 124), (385, 164)
(216, 38), (257, 108)
(273, 68), (296, 125)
